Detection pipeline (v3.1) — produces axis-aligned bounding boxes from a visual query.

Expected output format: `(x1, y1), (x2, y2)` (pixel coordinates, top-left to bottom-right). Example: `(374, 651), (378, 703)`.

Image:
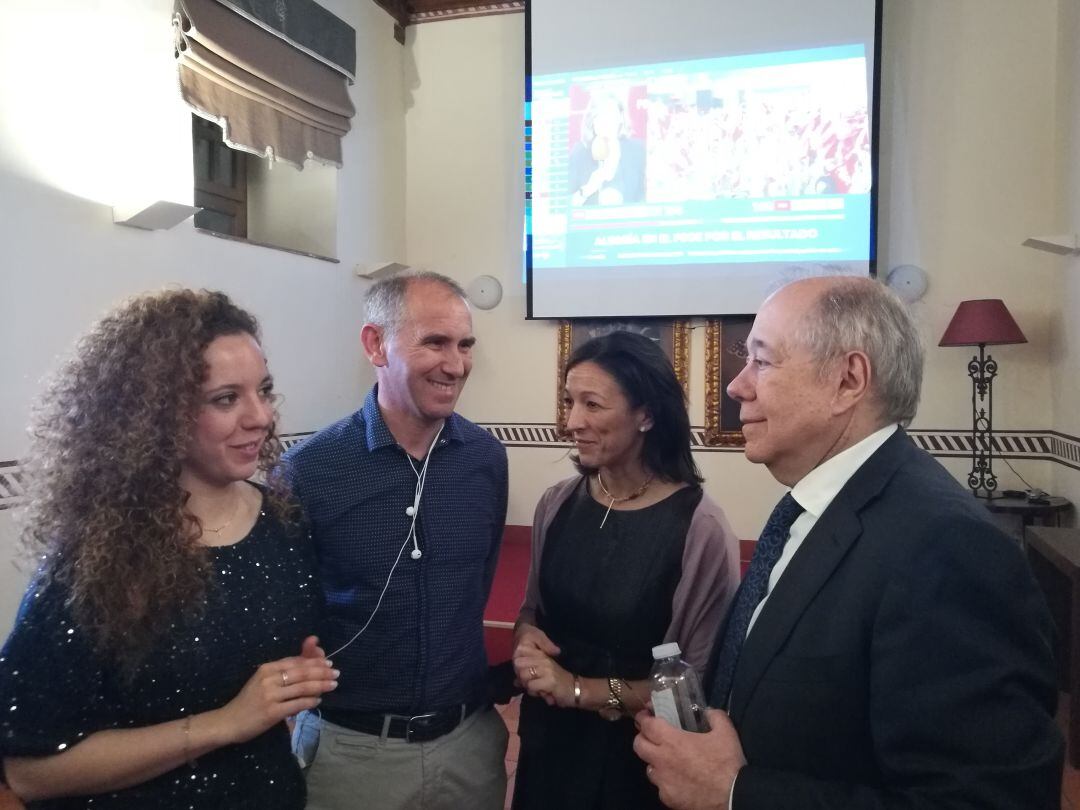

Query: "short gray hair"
(364, 271), (467, 339)
(792, 278), (924, 426)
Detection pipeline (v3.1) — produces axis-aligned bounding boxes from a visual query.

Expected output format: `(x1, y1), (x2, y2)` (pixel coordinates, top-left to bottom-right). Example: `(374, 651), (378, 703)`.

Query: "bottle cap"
(652, 642), (681, 659)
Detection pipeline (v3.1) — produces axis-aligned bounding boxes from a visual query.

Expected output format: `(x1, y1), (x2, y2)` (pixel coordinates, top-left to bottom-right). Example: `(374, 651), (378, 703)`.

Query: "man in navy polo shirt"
(286, 271), (509, 810)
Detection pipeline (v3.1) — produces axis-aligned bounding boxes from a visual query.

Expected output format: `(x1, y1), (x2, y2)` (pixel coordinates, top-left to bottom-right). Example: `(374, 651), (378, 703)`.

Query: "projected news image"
(528, 44), (874, 317)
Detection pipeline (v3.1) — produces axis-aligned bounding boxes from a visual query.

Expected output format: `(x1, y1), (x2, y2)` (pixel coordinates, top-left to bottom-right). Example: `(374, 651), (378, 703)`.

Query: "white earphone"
(404, 423), (441, 560)
(325, 424), (443, 658)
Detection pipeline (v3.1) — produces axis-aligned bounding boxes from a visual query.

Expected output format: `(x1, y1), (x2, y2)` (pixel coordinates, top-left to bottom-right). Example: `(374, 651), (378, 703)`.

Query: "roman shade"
(174, 0), (356, 168)
(216, 0), (356, 81)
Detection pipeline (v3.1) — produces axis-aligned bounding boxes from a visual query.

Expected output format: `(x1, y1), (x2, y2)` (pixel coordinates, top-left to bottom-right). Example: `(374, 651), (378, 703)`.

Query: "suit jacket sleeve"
(733, 512), (1062, 810)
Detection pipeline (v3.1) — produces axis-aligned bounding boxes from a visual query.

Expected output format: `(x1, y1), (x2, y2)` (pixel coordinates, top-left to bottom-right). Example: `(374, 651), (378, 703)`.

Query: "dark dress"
(512, 480), (703, 810)
(0, 495), (321, 809)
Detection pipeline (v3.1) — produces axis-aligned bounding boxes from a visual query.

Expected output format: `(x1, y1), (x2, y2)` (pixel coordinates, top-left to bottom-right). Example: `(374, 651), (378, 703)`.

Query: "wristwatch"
(598, 677), (624, 722)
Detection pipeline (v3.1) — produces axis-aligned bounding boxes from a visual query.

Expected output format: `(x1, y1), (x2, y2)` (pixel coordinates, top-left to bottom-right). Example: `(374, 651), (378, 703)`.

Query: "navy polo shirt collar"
(361, 385), (467, 453)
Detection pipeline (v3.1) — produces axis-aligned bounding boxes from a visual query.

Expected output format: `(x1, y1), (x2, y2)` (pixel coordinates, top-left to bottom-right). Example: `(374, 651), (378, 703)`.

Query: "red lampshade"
(938, 299), (1027, 347)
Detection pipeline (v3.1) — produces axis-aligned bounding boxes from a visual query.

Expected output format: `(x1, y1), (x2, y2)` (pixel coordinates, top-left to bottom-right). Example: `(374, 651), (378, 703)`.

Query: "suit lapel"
(727, 429), (914, 723)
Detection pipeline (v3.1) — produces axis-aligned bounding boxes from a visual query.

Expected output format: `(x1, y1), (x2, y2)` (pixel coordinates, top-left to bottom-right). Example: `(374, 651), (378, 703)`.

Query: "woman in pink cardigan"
(512, 330), (740, 810)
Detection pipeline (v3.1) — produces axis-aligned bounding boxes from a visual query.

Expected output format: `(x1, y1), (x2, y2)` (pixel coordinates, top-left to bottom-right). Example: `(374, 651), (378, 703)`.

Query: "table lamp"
(939, 299), (1027, 498)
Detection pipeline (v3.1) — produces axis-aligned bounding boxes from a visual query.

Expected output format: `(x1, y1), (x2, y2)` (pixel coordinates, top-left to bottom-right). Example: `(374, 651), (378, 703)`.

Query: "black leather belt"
(321, 700), (483, 743)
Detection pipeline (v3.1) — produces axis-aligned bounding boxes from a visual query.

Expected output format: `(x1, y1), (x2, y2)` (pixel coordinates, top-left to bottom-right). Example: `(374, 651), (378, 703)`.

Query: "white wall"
(1050, 0), (1080, 507)
(0, 0), (402, 627)
(403, 1), (1069, 535)
(877, 1), (1059, 442)
(877, 0), (1065, 504)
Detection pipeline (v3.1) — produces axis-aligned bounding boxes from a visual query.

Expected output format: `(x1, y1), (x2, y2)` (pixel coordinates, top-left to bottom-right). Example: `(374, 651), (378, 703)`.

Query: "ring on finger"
(281, 670), (289, 686)
(529, 666), (537, 679)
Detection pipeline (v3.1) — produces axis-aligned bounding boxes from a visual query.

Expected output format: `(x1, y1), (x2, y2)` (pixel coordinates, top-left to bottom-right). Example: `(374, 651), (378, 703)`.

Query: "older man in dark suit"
(634, 276), (1063, 809)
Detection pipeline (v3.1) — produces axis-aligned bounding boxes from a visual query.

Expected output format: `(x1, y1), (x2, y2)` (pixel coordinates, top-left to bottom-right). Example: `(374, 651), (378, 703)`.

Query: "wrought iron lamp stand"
(965, 342), (998, 498)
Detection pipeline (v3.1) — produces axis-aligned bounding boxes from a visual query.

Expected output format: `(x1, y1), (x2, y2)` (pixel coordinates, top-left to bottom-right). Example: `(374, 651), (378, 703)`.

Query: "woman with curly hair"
(0, 289), (337, 809)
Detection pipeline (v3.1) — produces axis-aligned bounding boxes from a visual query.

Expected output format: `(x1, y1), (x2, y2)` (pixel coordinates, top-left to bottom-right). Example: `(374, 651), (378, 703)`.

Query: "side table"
(985, 495), (1071, 531)
(1025, 525), (1080, 766)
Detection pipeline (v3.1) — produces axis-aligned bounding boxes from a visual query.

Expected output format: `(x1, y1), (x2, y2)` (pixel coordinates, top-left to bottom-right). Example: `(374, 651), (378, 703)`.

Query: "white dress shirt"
(745, 423), (898, 637)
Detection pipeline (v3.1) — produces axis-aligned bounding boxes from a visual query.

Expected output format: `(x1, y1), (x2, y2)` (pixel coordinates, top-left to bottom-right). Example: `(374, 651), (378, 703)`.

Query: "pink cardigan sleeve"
(516, 476), (581, 629)
(664, 492), (741, 673)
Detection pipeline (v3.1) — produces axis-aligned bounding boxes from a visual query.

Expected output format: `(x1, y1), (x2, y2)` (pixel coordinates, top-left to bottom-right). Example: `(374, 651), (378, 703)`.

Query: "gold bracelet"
(182, 715), (197, 767)
(598, 677), (625, 722)
(573, 674), (582, 708)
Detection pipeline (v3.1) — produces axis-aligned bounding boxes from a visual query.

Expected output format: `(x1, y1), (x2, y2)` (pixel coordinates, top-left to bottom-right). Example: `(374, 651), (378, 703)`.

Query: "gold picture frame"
(704, 316), (754, 447)
(556, 319), (690, 434)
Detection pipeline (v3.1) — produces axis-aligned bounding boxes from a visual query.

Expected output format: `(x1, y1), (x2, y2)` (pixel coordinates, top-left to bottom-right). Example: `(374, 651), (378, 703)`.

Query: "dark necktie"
(709, 492), (804, 708)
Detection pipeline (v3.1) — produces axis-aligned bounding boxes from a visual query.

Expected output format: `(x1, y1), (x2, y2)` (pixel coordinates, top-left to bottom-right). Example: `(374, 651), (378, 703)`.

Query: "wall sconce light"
(355, 262), (411, 280)
(939, 299), (1027, 498)
(113, 201), (199, 230)
(1022, 235), (1080, 256)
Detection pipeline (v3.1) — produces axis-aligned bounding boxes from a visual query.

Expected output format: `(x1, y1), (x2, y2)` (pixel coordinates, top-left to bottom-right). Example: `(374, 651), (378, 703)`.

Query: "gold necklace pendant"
(203, 495), (241, 535)
(596, 471), (653, 529)
(596, 471), (653, 502)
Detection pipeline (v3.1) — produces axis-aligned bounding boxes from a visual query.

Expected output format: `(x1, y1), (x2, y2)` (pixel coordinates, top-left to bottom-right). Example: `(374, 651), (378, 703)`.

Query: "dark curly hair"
(21, 289), (292, 673)
(566, 330), (702, 485)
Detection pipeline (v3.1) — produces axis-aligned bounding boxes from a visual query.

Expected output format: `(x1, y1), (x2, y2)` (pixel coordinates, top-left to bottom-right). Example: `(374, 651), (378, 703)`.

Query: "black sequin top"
(0, 494), (321, 809)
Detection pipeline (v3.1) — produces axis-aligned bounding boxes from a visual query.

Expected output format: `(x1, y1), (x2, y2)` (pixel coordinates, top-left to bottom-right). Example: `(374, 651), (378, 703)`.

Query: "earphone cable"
(325, 528), (414, 659)
(324, 424), (443, 659)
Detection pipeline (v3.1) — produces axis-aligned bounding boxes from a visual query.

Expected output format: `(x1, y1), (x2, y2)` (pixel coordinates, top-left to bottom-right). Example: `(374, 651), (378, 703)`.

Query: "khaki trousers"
(295, 706), (508, 810)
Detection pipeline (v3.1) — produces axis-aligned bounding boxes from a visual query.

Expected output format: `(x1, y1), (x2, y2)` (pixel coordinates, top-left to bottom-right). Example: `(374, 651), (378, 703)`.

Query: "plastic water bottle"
(649, 642), (710, 732)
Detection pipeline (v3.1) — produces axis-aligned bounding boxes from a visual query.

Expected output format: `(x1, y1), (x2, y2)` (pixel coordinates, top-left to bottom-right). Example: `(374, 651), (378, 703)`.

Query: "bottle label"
(652, 687), (681, 729)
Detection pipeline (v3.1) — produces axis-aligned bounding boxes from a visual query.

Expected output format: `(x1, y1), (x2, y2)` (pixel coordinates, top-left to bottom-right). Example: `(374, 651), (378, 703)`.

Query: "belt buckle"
(404, 711), (439, 742)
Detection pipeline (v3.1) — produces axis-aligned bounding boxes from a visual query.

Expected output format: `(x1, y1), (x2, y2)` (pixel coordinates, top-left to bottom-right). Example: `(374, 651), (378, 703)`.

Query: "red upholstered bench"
(740, 539), (756, 578)
(483, 526), (531, 663)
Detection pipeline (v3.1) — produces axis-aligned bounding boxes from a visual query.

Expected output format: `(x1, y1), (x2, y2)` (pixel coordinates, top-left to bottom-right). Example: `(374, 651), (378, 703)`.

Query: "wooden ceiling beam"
(371, 0), (523, 39)
(412, 0), (488, 12)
